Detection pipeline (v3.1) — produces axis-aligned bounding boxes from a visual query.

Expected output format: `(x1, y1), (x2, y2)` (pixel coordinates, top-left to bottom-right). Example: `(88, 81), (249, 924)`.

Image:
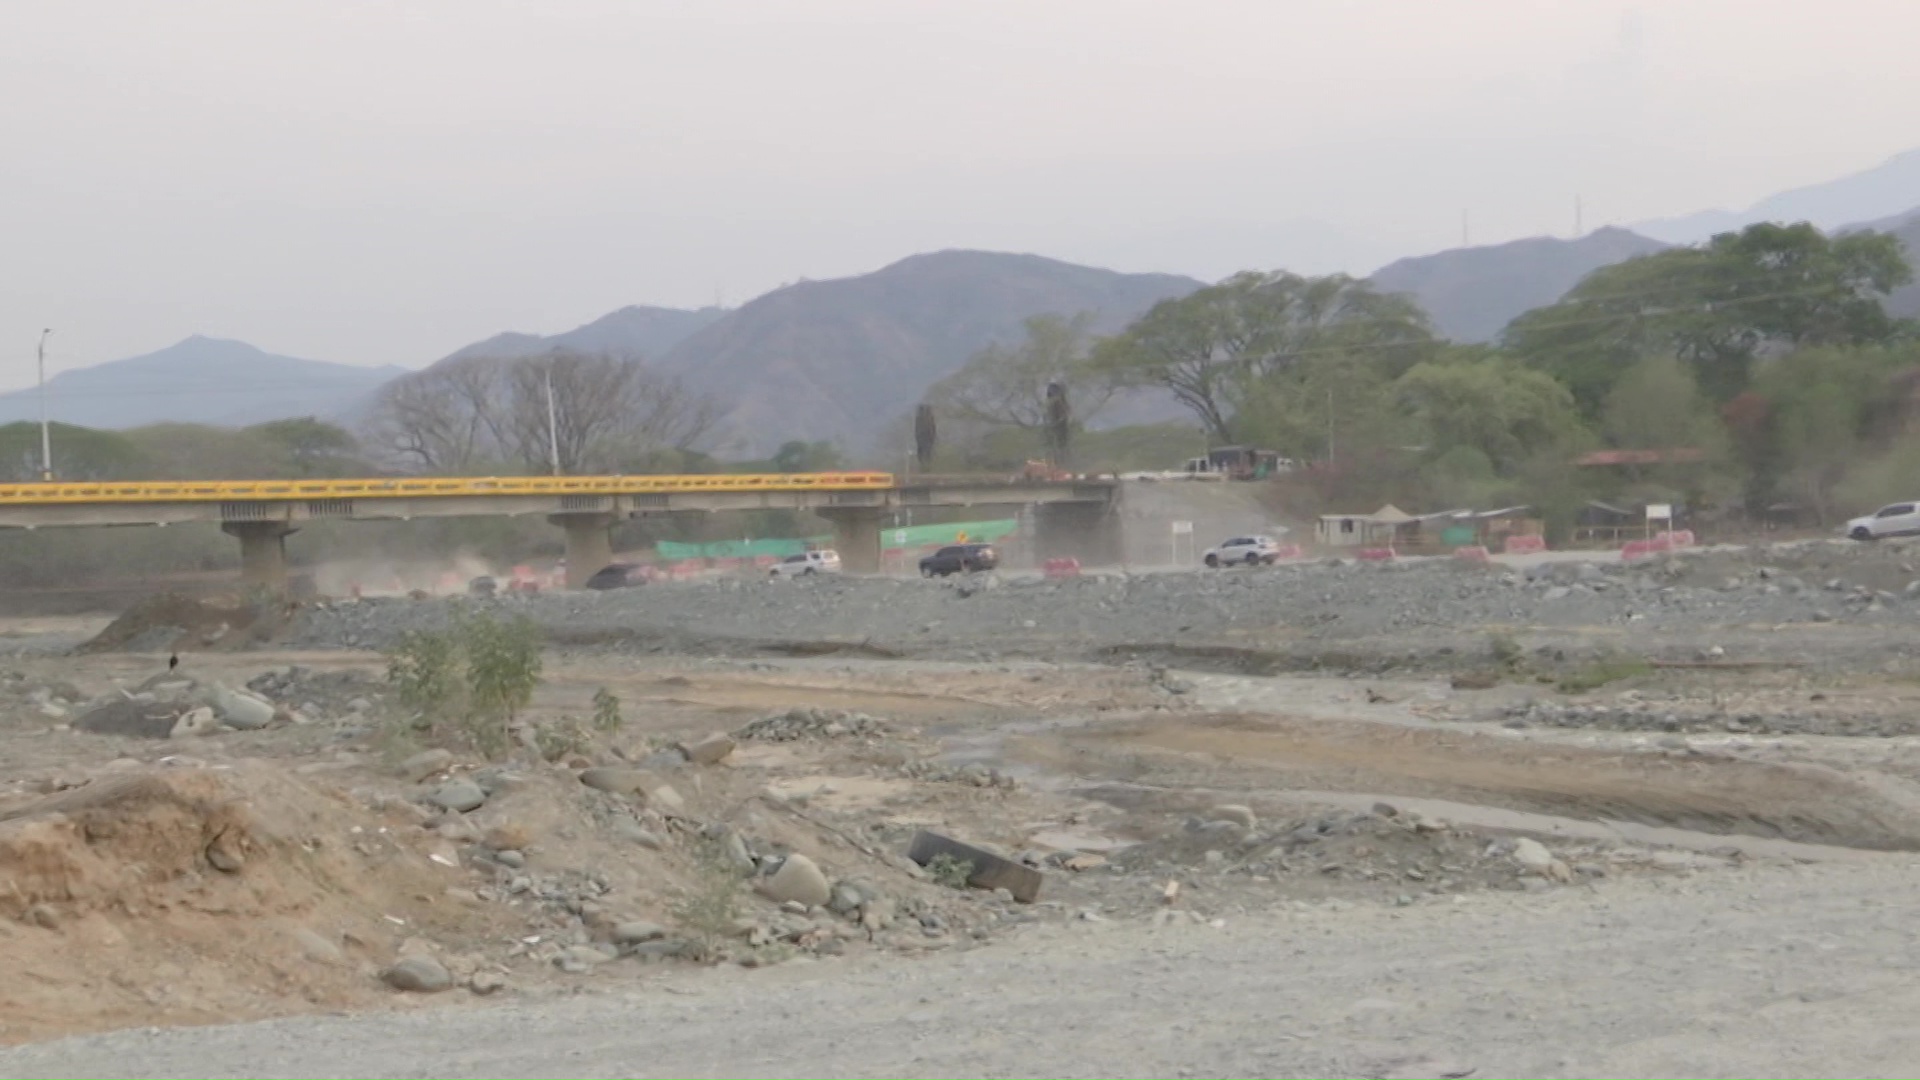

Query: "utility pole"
(36, 329), (53, 482)
(1327, 387), (1335, 467)
(544, 365), (562, 475)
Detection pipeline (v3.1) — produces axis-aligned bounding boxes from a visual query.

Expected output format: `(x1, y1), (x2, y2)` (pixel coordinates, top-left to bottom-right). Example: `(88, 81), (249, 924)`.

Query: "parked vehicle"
(769, 550), (842, 578)
(1203, 535), (1282, 567)
(1845, 502), (1920, 541)
(1183, 446), (1293, 481)
(584, 563), (647, 590)
(919, 542), (1000, 577)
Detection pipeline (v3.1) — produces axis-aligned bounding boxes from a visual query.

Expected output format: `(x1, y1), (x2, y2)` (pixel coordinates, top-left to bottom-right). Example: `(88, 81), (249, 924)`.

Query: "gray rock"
(468, 970), (507, 995)
(290, 928), (343, 965)
(493, 849), (526, 869)
(206, 683), (275, 730)
(578, 767), (647, 795)
(425, 779), (487, 814)
(169, 706), (219, 739)
(1210, 804), (1257, 829)
(758, 852), (831, 908)
(639, 748), (691, 770)
(1511, 837), (1556, 873)
(381, 955), (453, 993)
(399, 748), (454, 783)
(612, 921), (666, 945)
(679, 732), (737, 765)
(612, 820), (667, 850)
(554, 944), (613, 973)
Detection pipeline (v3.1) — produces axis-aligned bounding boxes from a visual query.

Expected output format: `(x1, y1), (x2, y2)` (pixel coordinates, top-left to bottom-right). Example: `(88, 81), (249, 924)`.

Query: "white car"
(770, 550), (842, 577)
(1844, 502), (1920, 541)
(1203, 535), (1282, 567)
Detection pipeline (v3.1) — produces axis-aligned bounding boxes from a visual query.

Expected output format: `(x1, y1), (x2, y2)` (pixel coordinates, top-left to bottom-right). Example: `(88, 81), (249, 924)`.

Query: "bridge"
(0, 472), (1120, 588)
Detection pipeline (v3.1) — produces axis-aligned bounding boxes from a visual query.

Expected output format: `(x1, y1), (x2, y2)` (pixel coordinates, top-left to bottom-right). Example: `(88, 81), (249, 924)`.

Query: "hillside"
(1368, 227), (1670, 343)
(0, 336), (402, 430)
(435, 305), (728, 366)
(1634, 147), (1920, 244)
(657, 251), (1205, 455)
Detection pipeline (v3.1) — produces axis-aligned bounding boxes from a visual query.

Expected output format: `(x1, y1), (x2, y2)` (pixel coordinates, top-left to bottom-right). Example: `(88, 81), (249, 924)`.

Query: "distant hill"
(435, 305), (728, 366)
(1368, 227), (1670, 343)
(1634, 147), (1920, 244)
(0, 336), (403, 430)
(656, 250), (1205, 455)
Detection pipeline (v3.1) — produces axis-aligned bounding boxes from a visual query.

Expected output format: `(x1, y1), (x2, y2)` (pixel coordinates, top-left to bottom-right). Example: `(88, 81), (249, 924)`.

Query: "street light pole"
(36, 329), (53, 482)
(544, 366), (562, 476)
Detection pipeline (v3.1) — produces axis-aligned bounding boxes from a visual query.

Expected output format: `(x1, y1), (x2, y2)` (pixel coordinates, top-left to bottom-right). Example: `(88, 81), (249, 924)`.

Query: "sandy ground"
(5, 858), (1920, 1079)
(12, 541), (1920, 1078)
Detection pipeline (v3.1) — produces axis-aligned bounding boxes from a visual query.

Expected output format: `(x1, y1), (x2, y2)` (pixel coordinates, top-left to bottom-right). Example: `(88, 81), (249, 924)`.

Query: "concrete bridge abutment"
(549, 512), (616, 589)
(221, 521), (298, 591)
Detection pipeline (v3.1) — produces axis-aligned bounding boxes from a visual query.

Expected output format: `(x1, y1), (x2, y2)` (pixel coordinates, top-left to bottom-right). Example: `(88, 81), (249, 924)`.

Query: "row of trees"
(366, 351), (717, 475)
(916, 221), (1917, 527)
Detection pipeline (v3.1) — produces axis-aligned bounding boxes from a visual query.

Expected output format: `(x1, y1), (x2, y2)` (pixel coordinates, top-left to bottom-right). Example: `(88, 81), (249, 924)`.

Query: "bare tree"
(367, 350), (718, 475)
(366, 357), (511, 472)
(507, 351), (717, 473)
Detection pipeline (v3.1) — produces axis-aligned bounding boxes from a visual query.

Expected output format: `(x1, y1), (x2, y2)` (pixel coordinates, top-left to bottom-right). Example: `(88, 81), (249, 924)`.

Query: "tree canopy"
(1505, 222), (1913, 411)
(1094, 272), (1434, 442)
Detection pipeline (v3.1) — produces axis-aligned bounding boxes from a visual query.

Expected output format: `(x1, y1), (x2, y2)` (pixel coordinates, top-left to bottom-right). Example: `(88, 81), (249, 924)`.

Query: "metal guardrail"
(0, 472), (897, 505)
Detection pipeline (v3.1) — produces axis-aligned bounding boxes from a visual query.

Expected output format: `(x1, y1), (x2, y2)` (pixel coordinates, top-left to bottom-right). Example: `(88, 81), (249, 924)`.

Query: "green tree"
(770, 440), (845, 473)
(247, 417), (363, 476)
(0, 422), (143, 481)
(1506, 222), (1913, 410)
(1394, 356), (1587, 474)
(1095, 272), (1434, 443)
(1599, 354), (1726, 453)
(1751, 344), (1916, 522)
(930, 312), (1108, 431)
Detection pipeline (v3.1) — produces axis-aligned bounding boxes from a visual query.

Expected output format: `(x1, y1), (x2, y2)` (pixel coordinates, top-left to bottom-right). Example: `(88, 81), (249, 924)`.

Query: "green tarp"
(653, 518), (1019, 561)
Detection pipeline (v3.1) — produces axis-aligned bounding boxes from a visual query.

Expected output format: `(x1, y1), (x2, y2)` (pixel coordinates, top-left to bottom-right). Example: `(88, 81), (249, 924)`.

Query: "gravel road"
(8, 859), (1920, 1079)
(281, 540), (1920, 671)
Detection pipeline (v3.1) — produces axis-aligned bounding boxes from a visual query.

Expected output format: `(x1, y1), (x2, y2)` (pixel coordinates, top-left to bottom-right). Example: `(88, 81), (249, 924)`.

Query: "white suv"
(770, 550), (842, 577)
(1845, 503), (1920, 541)
(1203, 535), (1281, 567)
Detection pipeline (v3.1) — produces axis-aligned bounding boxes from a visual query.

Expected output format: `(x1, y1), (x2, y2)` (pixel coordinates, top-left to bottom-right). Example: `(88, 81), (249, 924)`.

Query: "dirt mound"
(78, 593), (289, 654)
(0, 762), (500, 1044)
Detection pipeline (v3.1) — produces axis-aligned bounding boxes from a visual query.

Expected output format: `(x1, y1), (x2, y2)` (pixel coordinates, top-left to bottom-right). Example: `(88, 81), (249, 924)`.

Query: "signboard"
(1171, 520), (1194, 535)
(1645, 503), (1672, 520)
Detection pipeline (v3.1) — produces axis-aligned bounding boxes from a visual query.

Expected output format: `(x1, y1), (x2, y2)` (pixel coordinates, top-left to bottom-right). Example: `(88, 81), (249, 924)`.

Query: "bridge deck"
(0, 472), (896, 505)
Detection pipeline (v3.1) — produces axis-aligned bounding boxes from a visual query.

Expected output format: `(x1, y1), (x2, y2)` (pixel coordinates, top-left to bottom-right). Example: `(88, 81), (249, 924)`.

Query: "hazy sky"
(2, 0), (1916, 387)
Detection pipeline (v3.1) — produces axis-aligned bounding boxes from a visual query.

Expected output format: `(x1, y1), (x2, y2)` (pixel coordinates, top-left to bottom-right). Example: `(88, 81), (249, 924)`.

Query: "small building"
(1316, 504), (1415, 548)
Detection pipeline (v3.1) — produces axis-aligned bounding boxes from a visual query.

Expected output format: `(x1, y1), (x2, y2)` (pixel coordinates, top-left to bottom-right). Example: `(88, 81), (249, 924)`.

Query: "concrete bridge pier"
(550, 512), (616, 589)
(222, 521), (298, 590)
(816, 507), (885, 574)
(1034, 500), (1124, 567)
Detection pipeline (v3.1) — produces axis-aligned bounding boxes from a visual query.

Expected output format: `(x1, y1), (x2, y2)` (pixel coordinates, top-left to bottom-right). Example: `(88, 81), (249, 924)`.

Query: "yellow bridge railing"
(0, 472), (897, 505)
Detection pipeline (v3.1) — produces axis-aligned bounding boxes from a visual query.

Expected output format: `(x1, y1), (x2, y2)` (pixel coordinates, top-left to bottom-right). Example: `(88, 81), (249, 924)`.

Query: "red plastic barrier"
(1503, 535), (1547, 555)
(1271, 544), (1304, 560)
(1453, 545), (1491, 563)
(1621, 535), (1677, 561)
(1660, 529), (1696, 549)
(1356, 547), (1396, 561)
(1043, 557), (1082, 578)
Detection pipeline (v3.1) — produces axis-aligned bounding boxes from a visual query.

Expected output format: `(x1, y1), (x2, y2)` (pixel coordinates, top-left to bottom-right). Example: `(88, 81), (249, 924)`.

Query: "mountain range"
(1633, 148), (1920, 244)
(0, 336), (403, 430)
(27, 146), (1920, 453)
